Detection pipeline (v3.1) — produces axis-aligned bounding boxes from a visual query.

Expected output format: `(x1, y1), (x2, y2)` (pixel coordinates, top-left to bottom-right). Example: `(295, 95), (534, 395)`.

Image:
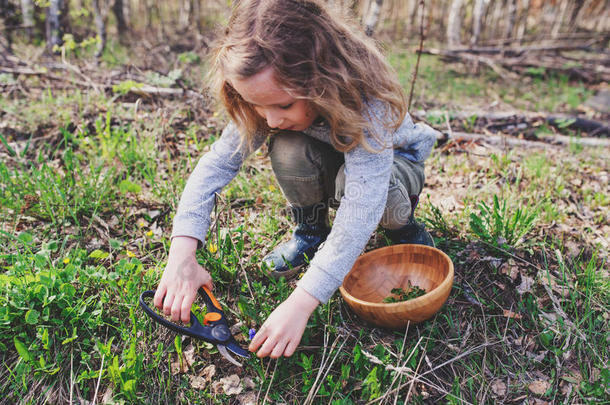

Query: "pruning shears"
(139, 287), (250, 367)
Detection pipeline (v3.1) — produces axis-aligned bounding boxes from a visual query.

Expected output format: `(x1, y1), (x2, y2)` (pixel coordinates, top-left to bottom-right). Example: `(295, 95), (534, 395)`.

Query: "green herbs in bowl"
(382, 281), (426, 303)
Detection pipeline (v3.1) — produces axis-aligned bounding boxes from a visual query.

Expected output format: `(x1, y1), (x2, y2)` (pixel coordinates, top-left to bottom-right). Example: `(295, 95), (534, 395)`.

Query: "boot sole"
(269, 263), (305, 280)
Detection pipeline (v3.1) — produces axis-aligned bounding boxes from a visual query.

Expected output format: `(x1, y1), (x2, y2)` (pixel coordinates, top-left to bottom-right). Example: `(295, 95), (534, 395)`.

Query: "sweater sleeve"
(171, 121), (266, 244)
(393, 113), (438, 163)
(297, 110), (394, 304)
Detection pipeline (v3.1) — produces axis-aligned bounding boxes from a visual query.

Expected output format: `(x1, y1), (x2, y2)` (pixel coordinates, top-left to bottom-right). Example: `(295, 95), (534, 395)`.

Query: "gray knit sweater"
(172, 106), (438, 304)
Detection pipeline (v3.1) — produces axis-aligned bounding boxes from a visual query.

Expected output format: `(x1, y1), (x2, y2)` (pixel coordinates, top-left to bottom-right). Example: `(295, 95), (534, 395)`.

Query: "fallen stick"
(434, 130), (610, 148)
(422, 48), (610, 83)
(414, 110), (610, 137)
(1, 66), (205, 101)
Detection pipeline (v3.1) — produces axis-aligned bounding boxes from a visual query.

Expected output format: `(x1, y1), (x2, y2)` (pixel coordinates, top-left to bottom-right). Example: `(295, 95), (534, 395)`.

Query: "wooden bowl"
(339, 244), (454, 329)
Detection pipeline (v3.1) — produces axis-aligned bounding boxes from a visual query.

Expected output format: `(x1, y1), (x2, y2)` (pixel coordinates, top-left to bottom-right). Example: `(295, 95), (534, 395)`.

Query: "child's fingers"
(256, 334), (277, 358)
(248, 326), (268, 352)
(270, 339), (288, 359)
(284, 340), (299, 358)
(163, 291), (175, 315)
(170, 293), (185, 322)
(153, 284), (167, 309)
(180, 289), (197, 323)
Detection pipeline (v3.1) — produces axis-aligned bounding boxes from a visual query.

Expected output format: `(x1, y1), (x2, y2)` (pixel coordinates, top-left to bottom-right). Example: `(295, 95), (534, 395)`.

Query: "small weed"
(469, 194), (539, 248)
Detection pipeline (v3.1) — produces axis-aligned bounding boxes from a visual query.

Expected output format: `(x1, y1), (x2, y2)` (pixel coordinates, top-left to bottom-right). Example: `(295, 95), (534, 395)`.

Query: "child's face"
(231, 67), (318, 132)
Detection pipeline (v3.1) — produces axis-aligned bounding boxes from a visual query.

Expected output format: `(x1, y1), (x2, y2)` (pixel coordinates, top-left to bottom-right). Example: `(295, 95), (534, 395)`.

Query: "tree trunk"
(503, 0), (517, 43)
(179, 0), (190, 30)
(447, 0), (464, 47)
(408, 0), (419, 31)
(20, 0), (34, 39)
(551, 0), (569, 38)
(112, 0), (128, 40)
(515, 0), (530, 45)
(569, 0), (585, 29)
(490, 0), (505, 43)
(470, 0), (487, 45)
(364, 0), (383, 36)
(46, 0), (63, 52)
(190, 0), (201, 33)
(92, 0), (106, 57)
(1, 0), (17, 53)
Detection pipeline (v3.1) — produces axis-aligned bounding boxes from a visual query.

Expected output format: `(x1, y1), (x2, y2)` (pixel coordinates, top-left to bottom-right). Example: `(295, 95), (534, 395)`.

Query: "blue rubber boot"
(263, 203), (330, 279)
(384, 195), (435, 247)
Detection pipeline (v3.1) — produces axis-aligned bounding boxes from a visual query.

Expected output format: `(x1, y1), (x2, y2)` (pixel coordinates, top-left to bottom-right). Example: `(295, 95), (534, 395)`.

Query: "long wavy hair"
(208, 0), (407, 152)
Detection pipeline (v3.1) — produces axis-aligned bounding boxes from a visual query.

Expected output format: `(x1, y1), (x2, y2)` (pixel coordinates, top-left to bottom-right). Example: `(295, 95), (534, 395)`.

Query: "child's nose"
(265, 110), (284, 129)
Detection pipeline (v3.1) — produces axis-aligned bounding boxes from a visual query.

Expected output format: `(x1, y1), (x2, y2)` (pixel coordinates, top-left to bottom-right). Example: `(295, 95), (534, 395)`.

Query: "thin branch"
(408, 0), (425, 111)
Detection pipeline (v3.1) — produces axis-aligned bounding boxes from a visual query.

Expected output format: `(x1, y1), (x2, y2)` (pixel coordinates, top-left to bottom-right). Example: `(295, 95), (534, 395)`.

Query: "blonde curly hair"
(208, 0), (407, 153)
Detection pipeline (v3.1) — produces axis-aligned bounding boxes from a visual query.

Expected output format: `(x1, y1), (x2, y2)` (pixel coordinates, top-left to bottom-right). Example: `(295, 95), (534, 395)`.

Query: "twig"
(381, 341), (497, 405)
(419, 341), (500, 378)
(304, 326), (335, 405)
(407, 0), (425, 111)
(363, 337), (469, 404)
(364, 335), (423, 405)
(91, 353), (105, 405)
(540, 282), (586, 341)
(304, 334), (348, 405)
(405, 340), (426, 403)
(392, 322), (411, 405)
(438, 130), (610, 148)
(69, 348), (74, 405)
(262, 359), (279, 405)
(255, 359), (274, 404)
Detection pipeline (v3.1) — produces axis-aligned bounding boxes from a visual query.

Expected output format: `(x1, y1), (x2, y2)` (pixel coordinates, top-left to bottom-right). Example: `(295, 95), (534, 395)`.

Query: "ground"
(0, 38), (608, 404)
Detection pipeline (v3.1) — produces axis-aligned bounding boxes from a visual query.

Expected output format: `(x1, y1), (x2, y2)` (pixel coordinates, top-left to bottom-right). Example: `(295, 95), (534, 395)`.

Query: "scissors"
(139, 286), (250, 367)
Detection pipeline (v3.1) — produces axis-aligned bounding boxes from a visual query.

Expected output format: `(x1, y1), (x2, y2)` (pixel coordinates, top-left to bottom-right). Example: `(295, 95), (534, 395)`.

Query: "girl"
(154, 0), (438, 359)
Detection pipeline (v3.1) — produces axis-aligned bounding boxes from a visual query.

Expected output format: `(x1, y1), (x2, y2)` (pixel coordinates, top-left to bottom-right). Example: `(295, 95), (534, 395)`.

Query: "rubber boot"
(263, 203), (330, 279)
(384, 195), (435, 247)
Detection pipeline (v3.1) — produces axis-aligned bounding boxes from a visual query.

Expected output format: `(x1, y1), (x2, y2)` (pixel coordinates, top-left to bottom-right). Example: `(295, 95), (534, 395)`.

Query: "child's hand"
(153, 236), (213, 323)
(249, 287), (319, 358)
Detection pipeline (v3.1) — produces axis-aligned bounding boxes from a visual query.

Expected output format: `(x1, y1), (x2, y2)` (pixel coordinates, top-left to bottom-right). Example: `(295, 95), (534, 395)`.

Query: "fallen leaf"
(559, 380), (572, 396)
(237, 392), (257, 405)
(539, 274), (569, 298)
(183, 344), (196, 367)
(528, 379), (550, 395)
(503, 309), (522, 319)
(189, 375), (207, 390)
(230, 321), (244, 335)
(170, 345), (196, 375)
(467, 249), (481, 261)
(482, 256), (502, 269)
(560, 370), (582, 385)
(199, 364), (216, 382)
(146, 209), (161, 219)
(500, 259), (519, 281)
(517, 275), (534, 295)
(220, 374), (243, 396)
(527, 350), (548, 363)
(170, 355), (188, 375)
(211, 381), (223, 395)
(491, 379), (506, 396)
(102, 386), (113, 403)
(243, 377), (256, 389)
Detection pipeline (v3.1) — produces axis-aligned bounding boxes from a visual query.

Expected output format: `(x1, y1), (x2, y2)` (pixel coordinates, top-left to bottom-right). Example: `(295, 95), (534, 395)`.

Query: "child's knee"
(269, 131), (323, 176)
(380, 184), (413, 230)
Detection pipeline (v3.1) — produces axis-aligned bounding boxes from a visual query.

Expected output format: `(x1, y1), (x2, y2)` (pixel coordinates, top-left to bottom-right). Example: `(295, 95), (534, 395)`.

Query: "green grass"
(389, 51), (593, 112)
(1, 46), (608, 403)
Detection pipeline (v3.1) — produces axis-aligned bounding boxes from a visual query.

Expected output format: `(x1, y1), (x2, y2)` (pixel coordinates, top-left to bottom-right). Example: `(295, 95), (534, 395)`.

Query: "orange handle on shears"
(202, 286), (223, 311)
